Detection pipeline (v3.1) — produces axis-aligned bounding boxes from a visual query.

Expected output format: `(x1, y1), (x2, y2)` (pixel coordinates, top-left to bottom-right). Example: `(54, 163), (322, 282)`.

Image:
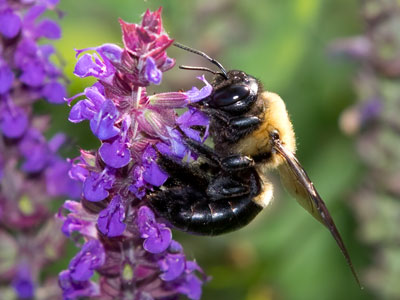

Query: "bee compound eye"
(211, 85), (250, 107)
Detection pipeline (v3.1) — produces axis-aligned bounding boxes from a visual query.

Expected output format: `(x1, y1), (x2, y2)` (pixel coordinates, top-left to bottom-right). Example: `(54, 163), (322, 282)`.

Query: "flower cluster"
(0, 0), (79, 299)
(59, 8), (211, 299)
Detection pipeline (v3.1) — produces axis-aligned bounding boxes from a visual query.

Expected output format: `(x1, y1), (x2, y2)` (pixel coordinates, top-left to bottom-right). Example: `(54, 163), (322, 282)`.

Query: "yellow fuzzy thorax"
(234, 91), (296, 169)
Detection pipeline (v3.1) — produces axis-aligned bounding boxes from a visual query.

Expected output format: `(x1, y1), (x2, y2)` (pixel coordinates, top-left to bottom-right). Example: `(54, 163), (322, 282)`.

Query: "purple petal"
(0, 10), (21, 38)
(143, 225), (171, 254)
(97, 43), (123, 65)
(97, 195), (126, 237)
(177, 108), (210, 143)
(164, 128), (187, 158)
(145, 56), (162, 85)
(12, 265), (34, 299)
(183, 75), (213, 103)
(48, 132), (66, 152)
(61, 215), (92, 238)
(0, 64), (14, 94)
(23, 5), (46, 24)
(177, 108), (209, 127)
(142, 146), (168, 186)
(59, 270), (100, 299)
(69, 162), (89, 182)
(19, 130), (49, 173)
(44, 0), (60, 8)
(0, 106), (28, 138)
(74, 53), (105, 78)
(36, 19), (61, 39)
(176, 274), (203, 300)
(129, 165), (147, 199)
(14, 38), (37, 68)
(20, 61), (45, 87)
(137, 206), (171, 254)
(69, 100), (94, 123)
(42, 81), (66, 104)
(69, 239), (105, 281)
(46, 159), (82, 198)
(83, 171), (114, 202)
(74, 53), (111, 79)
(99, 139), (131, 168)
(158, 253), (186, 281)
(59, 200), (97, 238)
(89, 99), (120, 140)
(84, 83), (106, 108)
(361, 97), (382, 123)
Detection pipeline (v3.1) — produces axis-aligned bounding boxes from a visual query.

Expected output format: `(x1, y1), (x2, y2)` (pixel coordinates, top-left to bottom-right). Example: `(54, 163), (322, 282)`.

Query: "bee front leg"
(181, 136), (254, 171)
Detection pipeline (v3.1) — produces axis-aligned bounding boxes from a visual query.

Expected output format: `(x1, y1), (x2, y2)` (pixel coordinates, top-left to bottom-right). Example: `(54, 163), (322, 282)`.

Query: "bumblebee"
(148, 43), (360, 285)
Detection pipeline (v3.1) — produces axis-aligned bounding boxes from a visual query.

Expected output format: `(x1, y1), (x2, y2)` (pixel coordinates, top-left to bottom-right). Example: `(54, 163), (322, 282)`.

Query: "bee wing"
(274, 141), (361, 287)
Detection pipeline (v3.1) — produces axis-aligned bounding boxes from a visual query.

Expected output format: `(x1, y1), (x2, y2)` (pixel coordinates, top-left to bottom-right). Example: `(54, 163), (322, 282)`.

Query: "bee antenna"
(174, 42), (228, 79)
(179, 65), (226, 77)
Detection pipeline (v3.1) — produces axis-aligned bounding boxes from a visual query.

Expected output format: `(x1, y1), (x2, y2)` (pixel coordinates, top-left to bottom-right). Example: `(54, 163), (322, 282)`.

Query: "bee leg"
(155, 150), (210, 188)
(181, 136), (254, 171)
(229, 116), (261, 136)
(220, 155), (254, 171)
(202, 107), (261, 132)
(206, 176), (250, 200)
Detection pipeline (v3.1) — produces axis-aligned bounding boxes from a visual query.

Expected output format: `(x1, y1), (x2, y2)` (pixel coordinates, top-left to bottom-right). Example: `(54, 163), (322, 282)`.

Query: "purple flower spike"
(62, 8), (210, 299)
(99, 139), (131, 168)
(0, 106), (28, 138)
(69, 239), (106, 281)
(0, 9), (21, 38)
(137, 206), (172, 254)
(83, 170), (115, 202)
(97, 195), (126, 237)
(0, 64), (14, 94)
(145, 56), (162, 85)
(0, 0), (82, 297)
(89, 99), (120, 140)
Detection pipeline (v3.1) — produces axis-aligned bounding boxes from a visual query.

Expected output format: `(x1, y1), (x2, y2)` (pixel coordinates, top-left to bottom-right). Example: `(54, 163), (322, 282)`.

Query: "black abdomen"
(148, 186), (262, 235)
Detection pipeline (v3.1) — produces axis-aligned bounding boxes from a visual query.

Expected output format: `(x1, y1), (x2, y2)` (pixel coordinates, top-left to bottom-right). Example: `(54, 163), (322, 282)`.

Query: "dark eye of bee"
(211, 85), (250, 107)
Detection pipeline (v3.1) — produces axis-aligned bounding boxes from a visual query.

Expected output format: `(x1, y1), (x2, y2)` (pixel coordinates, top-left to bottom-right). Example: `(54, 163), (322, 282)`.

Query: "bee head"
(174, 43), (260, 114)
(207, 70), (259, 113)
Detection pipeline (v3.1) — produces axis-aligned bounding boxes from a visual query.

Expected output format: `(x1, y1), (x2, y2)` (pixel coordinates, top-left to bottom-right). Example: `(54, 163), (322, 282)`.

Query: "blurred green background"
(48, 1), (375, 299)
